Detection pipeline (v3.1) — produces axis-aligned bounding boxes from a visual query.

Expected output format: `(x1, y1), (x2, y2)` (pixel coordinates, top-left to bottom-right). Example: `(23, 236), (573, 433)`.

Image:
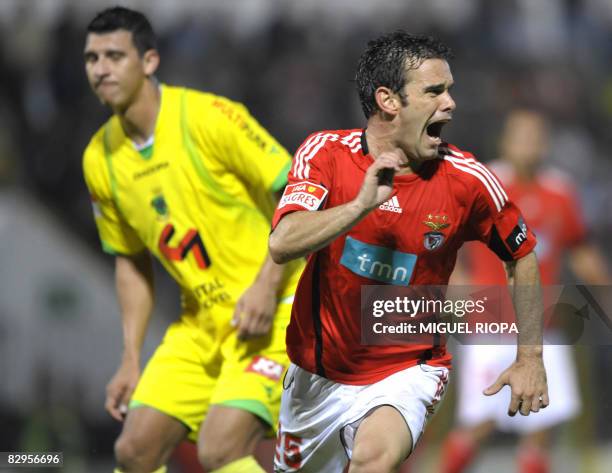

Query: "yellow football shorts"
(130, 301), (291, 442)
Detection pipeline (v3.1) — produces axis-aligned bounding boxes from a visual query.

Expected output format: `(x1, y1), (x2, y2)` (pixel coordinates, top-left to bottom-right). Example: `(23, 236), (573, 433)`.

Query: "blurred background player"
(441, 108), (611, 473)
(82, 7), (303, 473)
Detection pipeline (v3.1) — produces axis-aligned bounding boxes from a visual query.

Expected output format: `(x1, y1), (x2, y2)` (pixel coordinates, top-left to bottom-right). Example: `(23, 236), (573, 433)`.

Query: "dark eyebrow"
(103, 49), (127, 58)
(424, 83), (447, 94)
(84, 49), (126, 59)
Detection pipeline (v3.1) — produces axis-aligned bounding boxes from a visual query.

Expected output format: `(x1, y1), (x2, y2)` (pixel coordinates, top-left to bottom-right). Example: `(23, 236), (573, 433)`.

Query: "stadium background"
(1, 0), (612, 471)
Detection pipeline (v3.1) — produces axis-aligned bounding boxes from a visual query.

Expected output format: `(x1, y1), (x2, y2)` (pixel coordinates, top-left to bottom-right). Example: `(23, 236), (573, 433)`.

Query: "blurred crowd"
(2, 0), (612, 471)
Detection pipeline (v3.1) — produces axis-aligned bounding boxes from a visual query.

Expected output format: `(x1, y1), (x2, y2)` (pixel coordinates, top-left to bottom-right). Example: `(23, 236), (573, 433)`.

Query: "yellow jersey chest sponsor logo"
(158, 224), (211, 269)
(133, 161), (169, 181)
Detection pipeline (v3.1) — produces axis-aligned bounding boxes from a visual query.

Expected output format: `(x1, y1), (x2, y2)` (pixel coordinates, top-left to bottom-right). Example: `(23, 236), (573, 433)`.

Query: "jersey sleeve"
(82, 142), (145, 256)
(198, 95), (293, 193)
(466, 163), (537, 262)
(271, 132), (334, 229)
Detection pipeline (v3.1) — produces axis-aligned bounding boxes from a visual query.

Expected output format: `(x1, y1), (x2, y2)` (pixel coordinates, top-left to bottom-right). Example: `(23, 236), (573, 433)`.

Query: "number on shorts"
(275, 424), (303, 469)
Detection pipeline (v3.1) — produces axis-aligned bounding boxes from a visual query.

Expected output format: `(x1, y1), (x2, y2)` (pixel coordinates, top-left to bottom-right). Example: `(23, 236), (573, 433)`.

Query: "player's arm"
(460, 156), (548, 416)
(105, 251), (155, 421)
(232, 214), (286, 340)
(507, 251), (547, 379)
(485, 247), (548, 418)
(269, 152), (402, 263)
(232, 192), (291, 339)
(83, 144), (152, 420)
(507, 252), (542, 352)
(233, 252), (286, 340)
(485, 251), (548, 416)
(207, 105), (299, 339)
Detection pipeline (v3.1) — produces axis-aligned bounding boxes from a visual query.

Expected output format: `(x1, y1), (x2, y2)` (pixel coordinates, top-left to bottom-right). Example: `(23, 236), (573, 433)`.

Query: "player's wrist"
(516, 345), (543, 360)
(255, 260), (285, 291)
(121, 350), (141, 365)
(348, 198), (372, 217)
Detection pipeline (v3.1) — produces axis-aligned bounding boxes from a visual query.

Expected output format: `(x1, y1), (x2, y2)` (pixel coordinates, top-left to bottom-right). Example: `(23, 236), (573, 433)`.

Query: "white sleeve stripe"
(300, 133), (339, 179)
(444, 155), (507, 207)
(443, 148), (509, 201)
(296, 131), (357, 179)
(468, 158), (508, 200)
(444, 157), (504, 211)
(296, 132), (333, 179)
(340, 131), (362, 144)
(302, 134), (335, 178)
(293, 133), (316, 177)
(343, 136), (361, 148)
(448, 156), (508, 205)
(444, 147), (508, 200)
(340, 131), (363, 154)
(294, 132), (324, 178)
(457, 154), (509, 201)
(472, 160), (509, 201)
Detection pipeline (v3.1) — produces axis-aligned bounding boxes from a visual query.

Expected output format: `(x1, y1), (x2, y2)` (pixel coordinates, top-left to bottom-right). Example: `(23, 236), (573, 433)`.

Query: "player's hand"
(232, 280), (278, 340)
(354, 150), (403, 212)
(105, 358), (140, 422)
(483, 355), (549, 416)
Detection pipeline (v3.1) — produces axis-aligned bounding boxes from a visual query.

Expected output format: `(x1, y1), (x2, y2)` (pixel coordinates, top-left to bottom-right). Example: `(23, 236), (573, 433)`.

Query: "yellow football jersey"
(83, 85), (303, 316)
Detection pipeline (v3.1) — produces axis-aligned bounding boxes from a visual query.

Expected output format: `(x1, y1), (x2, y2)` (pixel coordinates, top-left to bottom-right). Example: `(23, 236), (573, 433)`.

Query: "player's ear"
(142, 49), (160, 77)
(375, 86), (402, 116)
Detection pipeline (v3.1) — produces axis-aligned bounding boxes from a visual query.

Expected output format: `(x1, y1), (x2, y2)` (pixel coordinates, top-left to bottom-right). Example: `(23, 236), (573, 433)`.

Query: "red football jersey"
(272, 130), (536, 384)
(464, 162), (586, 285)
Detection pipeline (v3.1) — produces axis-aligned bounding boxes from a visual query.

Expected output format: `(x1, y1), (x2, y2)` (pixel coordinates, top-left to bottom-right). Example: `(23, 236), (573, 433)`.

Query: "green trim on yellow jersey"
(270, 160), (291, 193)
(101, 240), (120, 255)
(215, 399), (273, 427)
(128, 399), (146, 409)
(179, 90), (250, 211)
(138, 144), (154, 160)
(103, 124), (120, 209)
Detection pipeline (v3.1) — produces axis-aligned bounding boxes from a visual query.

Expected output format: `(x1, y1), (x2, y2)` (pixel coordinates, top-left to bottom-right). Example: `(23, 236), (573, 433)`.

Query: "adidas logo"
(379, 196), (403, 213)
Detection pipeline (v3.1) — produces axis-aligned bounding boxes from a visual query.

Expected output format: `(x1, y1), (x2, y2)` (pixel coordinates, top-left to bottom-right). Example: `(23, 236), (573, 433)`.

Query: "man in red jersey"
(268, 32), (548, 473)
(441, 109), (610, 473)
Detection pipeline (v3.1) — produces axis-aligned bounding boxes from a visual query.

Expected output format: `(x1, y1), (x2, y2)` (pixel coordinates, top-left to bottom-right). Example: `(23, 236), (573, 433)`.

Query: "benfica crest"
(424, 231), (445, 251)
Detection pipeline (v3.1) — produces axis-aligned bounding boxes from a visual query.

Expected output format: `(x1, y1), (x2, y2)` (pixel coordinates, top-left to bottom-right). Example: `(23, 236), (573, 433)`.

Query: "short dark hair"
(355, 31), (453, 118)
(87, 6), (157, 56)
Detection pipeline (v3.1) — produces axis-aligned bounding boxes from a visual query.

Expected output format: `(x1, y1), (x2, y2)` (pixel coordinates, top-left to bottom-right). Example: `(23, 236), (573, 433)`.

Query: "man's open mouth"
(426, 120), (450, 140)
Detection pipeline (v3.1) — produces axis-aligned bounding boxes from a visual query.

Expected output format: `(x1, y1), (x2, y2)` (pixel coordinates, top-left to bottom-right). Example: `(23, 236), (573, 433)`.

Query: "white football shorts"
(274, 362), (449, 473)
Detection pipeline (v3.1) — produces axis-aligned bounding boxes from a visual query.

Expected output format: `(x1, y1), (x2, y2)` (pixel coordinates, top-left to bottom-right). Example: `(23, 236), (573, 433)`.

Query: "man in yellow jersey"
(82, 7), (303, 473)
